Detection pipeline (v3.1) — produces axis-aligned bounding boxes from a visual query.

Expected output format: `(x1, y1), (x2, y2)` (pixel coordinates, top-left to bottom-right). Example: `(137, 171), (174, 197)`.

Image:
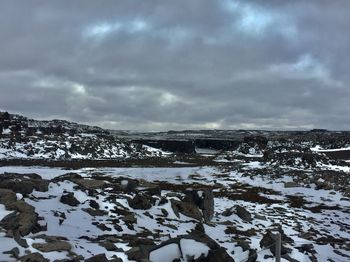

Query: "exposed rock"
(0, 188), (17, 203)
(99, 241), (119, 251)
(89, 200), (100, 209)
(222, 208), (234, 217)
(32, 238), (71, 252)
(83, 208), (108, 216)
(73, 178), (106, 190)
(20, 253), (49, 262)
(200, 190), (214, 222)
(236, 206), (252, 222)
(128, 193), (153, 210)
(0, 173), (49, 196)
(182, 189), (214, 222)
(260, 230), (291, 256)
(171, 199), (202, 220)
(246, 249), (258, 262)
(3, 247), (20, 259)
(284, 182), (300, 188)
(146, 235), (234, 262)
(126, 246), (152, 261)
(60, 192), (80, 206)
(0, 201), (39, 237)
(85, 254), (109, 262)
(194, 223), (205, 234)
(194, 248), (235, 262)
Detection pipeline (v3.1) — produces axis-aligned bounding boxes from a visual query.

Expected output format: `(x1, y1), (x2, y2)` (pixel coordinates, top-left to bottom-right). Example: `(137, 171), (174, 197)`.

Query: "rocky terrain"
(0, 112), (349, 261)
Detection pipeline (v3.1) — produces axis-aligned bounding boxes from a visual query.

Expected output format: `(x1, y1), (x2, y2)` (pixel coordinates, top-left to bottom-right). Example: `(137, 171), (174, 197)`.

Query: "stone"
(128, 194), (153, 210)
(60, 193), (80, 206)
(200, 189), (214, 222)
(20, 253), (49, 262)
(32, 240), (71, 252)
(260, 230), (291, 256)
(85, 254), (109, 262)
(171, 199), (202, 220)
(284, 182), (300, 188)
(83, 208), (108, 216)
(0, 206), (39, 237)
(73, 179), (106, 190)
(99, 241), (118, 251)
(3, 247), (20, 258)
(89, 200), (100, 209)
(236, 206), (252, 222)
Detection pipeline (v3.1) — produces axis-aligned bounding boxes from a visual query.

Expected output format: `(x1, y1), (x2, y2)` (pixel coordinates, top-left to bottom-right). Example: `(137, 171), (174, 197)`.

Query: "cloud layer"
(1, 0), (349, 130)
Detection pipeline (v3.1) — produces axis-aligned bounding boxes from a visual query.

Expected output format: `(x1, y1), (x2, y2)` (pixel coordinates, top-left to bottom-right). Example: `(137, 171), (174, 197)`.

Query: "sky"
(0, 0), (349, 131)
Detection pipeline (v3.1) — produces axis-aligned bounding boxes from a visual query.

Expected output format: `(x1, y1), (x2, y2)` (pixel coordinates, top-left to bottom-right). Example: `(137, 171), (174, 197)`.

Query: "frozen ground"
(0, 159), (349, 261)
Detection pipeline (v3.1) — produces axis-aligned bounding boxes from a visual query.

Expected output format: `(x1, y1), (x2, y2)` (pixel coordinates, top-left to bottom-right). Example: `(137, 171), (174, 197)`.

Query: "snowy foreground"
(0, 161), (349, 262)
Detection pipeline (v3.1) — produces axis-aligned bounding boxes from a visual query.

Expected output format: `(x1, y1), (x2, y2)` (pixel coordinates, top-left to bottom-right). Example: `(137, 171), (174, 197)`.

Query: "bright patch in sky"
(85, 22), (121, 38)
(271, 54), (342, 86)
(224, 0), (297, 39)
(84, 19), (149, 39)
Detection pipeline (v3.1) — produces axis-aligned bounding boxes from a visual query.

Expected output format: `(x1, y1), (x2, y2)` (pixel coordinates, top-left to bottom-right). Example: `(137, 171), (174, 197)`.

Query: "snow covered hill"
(0, 112), (166, 160)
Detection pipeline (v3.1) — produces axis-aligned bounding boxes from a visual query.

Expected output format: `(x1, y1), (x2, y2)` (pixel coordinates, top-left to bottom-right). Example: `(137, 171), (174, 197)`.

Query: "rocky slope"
(0, 112), (165, 160)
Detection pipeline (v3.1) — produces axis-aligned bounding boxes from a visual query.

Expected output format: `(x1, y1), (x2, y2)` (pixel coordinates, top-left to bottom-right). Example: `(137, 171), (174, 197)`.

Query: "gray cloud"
(0, 0), (349, 130)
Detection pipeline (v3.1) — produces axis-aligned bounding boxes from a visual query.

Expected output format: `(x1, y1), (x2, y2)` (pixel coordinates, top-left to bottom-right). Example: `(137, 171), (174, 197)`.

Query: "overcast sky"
(0, 0), (349, 131)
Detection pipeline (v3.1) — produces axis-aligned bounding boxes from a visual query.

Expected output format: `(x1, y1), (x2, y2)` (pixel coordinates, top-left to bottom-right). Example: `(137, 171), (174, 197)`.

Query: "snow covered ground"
(0, 161), (349, 261)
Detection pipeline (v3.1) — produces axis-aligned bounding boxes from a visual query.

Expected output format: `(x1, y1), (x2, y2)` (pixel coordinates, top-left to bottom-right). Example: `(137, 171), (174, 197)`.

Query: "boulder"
(236, 206), (252, 222)
(128, 194), (153, 210)
(60, 193), (80, 206)
(171, 199), (202, 220)
(260, 230), (291, 256)
(183, 189), (215, 222)
(19, 253), (49, 262)
(0, 200), (39, 236)
(3, 247), (20, 259)
(85, 254), (109, 262)
(0, 173), (49, 196)
(32, 240), (71, 252)
(199, 190), (214, 222)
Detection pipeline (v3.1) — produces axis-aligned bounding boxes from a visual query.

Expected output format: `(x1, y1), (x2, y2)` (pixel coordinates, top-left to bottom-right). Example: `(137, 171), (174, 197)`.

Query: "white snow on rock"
(149, 243), (182, 262)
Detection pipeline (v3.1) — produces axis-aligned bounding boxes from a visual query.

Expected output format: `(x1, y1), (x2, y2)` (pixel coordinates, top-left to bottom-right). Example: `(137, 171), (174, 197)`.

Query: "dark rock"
(237, 240), (250, 252)
(126, 246), (152, 261)
(85, 254), (108, 262)
(158, 197), (168, 206)
(20, 253), (49, 262)
(89, 200), (100, 209)
(73, 179), (106, 190)
(247, 249), (258, 262)
(194, 223), (205, 234)
(183, 189), (214, 222)
(3, 247), (20, 258)
(128, 194), (153, 210)
(32, 240), (71, 252)
(200, 189), (214, 222)
(236, 206), (252, 222)
(171, 199), (202, 220)
(195, 248), (234, 262)
(83, 208), (108, 216)
(260, 230), (291, 256)
(161, 208), (169, 217)
(60, 193), (80, 206)
(99, 241), (118, 251)
(0, 204), (39, 237)
(96, 223), (111, 231)
(222, 208), (234, 217)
